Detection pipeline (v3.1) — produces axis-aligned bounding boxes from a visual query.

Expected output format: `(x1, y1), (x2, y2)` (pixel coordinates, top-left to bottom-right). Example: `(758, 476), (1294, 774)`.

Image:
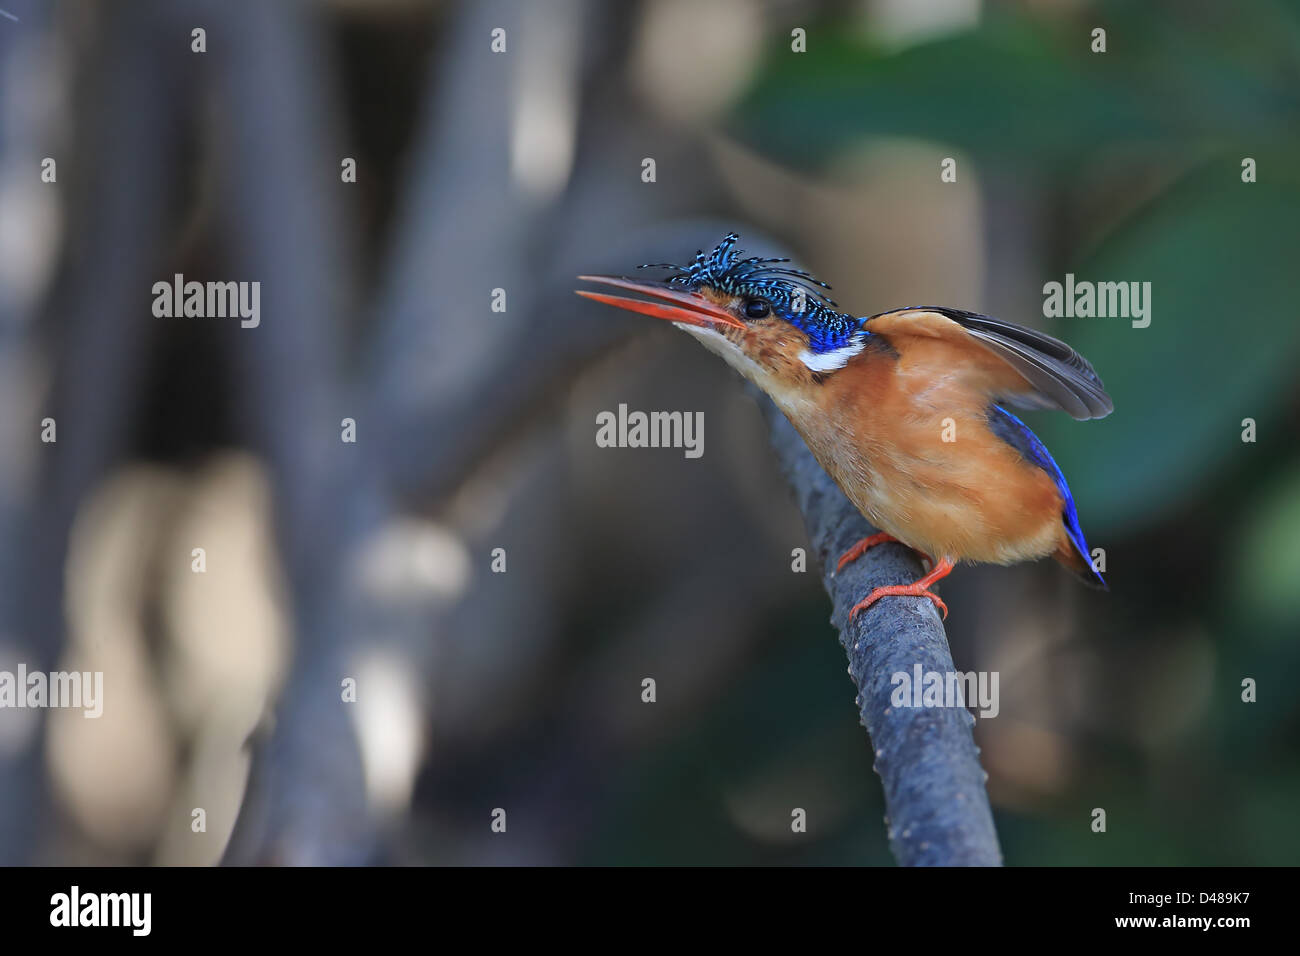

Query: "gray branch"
(758, 394), (1002, 867)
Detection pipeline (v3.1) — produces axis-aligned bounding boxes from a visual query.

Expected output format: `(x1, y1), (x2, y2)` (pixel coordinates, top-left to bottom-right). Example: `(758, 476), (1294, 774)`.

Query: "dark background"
(0, 0), (1296, 865)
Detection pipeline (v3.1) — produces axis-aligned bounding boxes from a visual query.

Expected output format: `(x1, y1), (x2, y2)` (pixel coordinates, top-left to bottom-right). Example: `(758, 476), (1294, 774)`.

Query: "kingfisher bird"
(576, 233), (1112, 620)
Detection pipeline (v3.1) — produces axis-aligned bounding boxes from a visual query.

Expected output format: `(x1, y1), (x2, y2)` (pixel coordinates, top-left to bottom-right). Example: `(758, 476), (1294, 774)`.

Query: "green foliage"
(734, 0), (1300, 532)
(710, 0), (1300, 866)
(736, 1), (1300, 167)
(1035, 161), (1300, 531)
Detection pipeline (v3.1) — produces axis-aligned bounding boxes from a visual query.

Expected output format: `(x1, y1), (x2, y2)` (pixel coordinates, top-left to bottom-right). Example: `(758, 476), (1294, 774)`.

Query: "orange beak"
(575, 276), (746, 331)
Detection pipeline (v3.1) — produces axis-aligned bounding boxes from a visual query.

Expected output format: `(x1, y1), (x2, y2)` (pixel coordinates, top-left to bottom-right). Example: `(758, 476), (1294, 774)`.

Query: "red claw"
(847, 556), (955, 621)
(836, 532), (904, 574)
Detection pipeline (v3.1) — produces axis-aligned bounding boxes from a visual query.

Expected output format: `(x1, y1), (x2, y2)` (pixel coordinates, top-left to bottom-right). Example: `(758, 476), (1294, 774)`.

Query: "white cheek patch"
(798, 334), (867, 373)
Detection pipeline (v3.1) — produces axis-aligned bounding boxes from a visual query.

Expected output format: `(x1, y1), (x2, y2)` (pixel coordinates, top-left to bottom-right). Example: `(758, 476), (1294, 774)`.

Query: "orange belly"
(775, 350), (1066, 565)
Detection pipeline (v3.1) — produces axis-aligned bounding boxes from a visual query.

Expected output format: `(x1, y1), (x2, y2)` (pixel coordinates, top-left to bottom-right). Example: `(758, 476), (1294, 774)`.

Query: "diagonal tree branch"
(758, 393), (1002, 867)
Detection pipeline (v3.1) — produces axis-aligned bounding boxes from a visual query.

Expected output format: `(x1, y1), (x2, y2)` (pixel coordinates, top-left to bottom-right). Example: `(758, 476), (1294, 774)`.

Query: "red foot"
(836, 532), (903, 573)
(848, 557), (955, 621)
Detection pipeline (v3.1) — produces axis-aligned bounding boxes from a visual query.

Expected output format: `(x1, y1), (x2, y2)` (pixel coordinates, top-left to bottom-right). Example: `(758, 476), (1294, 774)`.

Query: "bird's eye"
(743, 298), (771, 319)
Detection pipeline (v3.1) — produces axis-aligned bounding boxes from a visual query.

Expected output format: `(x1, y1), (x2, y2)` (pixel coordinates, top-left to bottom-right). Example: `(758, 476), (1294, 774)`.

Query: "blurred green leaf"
(1034, 161), (1300, 531)
(734, 1), (1300, 168)
(730, 1), (1300, 531)
(1231, 465), (1300, 628)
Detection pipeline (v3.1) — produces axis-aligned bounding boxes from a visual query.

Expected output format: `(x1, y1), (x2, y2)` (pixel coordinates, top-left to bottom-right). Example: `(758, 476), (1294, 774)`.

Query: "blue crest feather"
(639, 233), (863, 353)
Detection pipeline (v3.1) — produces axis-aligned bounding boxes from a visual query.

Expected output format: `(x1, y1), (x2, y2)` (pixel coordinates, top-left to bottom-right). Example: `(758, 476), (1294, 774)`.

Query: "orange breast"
(776, 343), (1066, 565)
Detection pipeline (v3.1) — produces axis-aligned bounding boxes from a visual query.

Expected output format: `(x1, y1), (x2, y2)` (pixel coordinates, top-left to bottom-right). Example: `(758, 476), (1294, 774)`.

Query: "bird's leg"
(849, 557), (955, 621)
(836, 532), (906, 573)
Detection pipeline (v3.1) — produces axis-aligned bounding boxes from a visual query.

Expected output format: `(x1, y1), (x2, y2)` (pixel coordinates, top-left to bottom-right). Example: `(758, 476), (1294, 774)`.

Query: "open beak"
(575, 275), (746, 330)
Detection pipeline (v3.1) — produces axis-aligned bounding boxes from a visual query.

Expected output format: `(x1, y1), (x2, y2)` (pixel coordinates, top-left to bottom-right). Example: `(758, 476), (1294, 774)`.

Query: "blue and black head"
(575, 233), (870, 379)
(639, 233), (865, 356)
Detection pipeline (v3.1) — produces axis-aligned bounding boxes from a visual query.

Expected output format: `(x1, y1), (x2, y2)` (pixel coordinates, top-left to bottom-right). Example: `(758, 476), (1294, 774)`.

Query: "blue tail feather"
(987, 405), (1104, 588)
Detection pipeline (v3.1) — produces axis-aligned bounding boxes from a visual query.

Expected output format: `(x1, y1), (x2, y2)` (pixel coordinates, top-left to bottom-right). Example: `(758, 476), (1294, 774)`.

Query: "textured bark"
(760, 394), (1003, 867)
